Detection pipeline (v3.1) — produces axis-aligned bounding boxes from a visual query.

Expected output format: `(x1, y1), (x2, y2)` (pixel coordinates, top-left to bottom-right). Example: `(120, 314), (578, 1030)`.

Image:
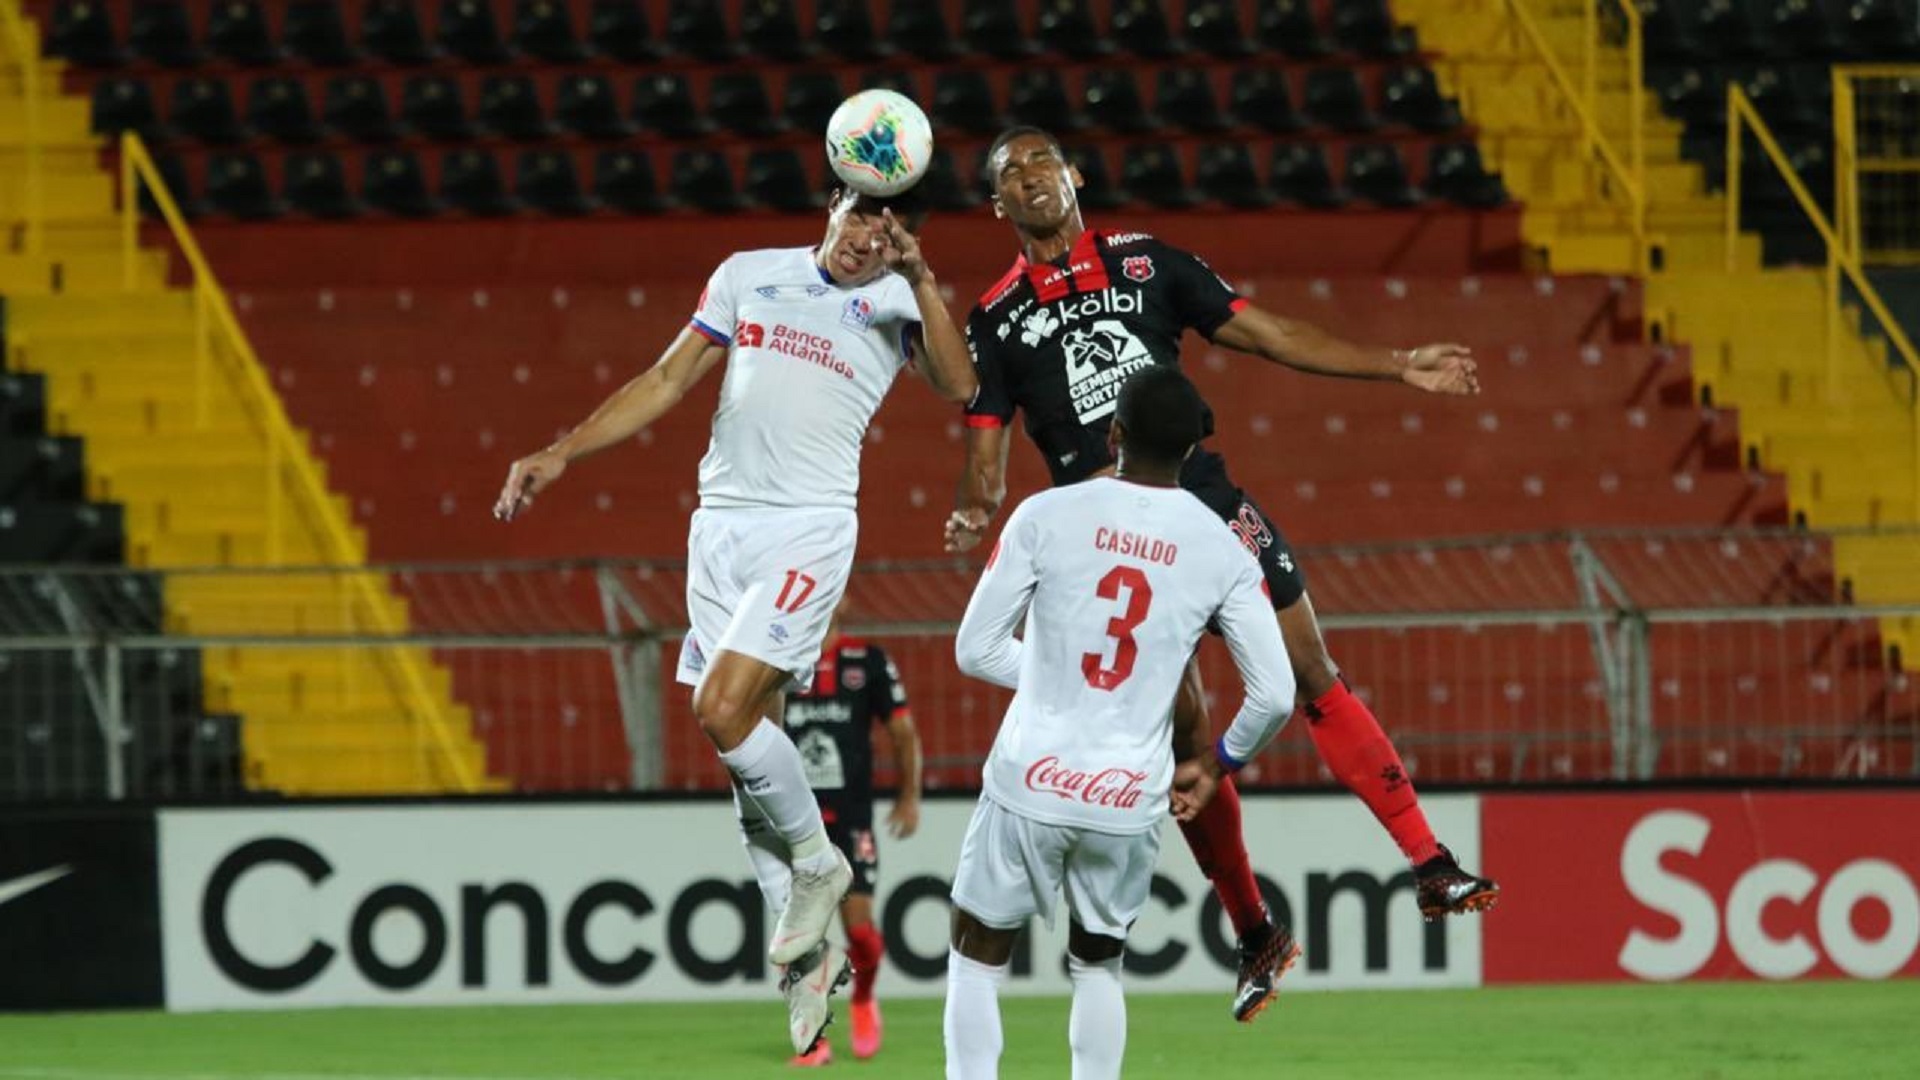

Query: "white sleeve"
(954, 499), (1041, 690)
(1213, 556), (1297, 769)
(690, 257), (738, 346)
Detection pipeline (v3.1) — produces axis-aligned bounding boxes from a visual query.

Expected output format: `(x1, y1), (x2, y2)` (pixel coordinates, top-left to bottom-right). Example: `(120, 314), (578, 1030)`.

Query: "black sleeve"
(962, 307), (1016, 428)
(1156, 240), (1246, 339)
(869, 647), (909, 724)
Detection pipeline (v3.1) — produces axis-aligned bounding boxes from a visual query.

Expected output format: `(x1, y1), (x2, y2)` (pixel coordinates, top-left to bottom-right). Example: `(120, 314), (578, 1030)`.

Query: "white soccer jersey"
(955, 477), (1297, 834)
(689, 247), (921, 511)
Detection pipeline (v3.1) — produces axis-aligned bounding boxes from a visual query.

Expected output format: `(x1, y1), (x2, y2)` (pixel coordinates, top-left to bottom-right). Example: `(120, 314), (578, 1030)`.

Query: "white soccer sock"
(732, 777), (793, 918)
(1067, 955), (1126, 1080)
(943, 951), (1008, 1080)
(718, 719), (832, 868)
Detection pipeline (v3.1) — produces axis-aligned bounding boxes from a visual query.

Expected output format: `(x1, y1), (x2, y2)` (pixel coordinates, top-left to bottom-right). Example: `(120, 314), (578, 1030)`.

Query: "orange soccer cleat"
(789, 1042), (833, 1068)
(850, 999), (883, 1059)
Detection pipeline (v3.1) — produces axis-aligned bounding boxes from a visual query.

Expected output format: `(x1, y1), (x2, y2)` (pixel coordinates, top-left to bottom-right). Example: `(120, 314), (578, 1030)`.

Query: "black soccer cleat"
(1414, 844), (1500, 921)
(1231, 920), (1302, 1023)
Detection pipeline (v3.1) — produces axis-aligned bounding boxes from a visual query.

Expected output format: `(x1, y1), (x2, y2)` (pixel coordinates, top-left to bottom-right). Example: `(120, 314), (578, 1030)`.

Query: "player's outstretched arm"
(875, 209), (976, 404)
(883, 710), (923, 839)
(1211, 303), (1481, 395)
(944, 423), (1010, 553)
(493, 328), (726, 522)
(954, 502), (1039, 689)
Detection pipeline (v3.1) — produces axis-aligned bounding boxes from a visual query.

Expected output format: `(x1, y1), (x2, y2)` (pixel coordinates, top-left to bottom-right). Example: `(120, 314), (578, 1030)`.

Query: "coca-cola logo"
(1023, 756), (1146, 810)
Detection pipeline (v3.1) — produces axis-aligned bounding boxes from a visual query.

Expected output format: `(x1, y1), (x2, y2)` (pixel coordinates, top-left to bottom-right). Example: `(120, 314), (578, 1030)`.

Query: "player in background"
(945, 126), (1500, 1022)
(779, 595), (923, 1067)
(944, 367), (1297, 1080)
(493, 188), (974, 1057)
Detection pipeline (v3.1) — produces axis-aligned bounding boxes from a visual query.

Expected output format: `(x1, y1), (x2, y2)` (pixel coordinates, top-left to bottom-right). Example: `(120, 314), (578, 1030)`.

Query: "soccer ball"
(824, 89), (934, 198)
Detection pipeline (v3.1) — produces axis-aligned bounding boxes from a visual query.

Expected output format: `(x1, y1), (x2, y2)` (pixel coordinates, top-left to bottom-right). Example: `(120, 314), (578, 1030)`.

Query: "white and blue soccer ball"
(824, 89), (934, 198)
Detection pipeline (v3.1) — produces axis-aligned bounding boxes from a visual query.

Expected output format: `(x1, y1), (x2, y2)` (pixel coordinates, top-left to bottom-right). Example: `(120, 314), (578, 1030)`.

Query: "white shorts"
(676, 506), (857, 690)
(949, 796), (1161, 939)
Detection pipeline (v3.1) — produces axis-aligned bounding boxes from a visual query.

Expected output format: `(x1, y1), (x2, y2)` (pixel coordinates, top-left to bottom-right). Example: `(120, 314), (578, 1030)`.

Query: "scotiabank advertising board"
(1480, 791), (1920, 983)
(157, 796), (1480, 1010)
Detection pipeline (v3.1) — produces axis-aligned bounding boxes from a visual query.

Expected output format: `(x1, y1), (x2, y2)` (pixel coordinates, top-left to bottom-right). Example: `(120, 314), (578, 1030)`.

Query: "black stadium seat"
(964, 0), (1034, 59)
(1158, 67), (1230, 132)
(1271, 142), (1344, 208)
(747, 149), (825, 212)
(1036, 0), (1109, 58)
(556, 74), (631, 139)
(206, 152), (280, 219)
(247, 77), (321, 143)
(50, 1), (123, 66)
(402, 74), (473, 141)
(1381, 66), (1462, 132)
(1187, 0), (1254, 57)
(1428, 142), (1507, 208)
(889, 0), (959, 59)
(711, 73), (787, 137)
(91, 77), (160, 140)
(1197, 142), (1272, 207)
(1067, 144), (1127, 209)
(633, 74), (712, 138)
(1122, 142), (1200, 207)
(595, 149), (669, 212)
(1230, 68), (1306, 132)
(323, 75), (399, 142)
(478, 75), (551, 140)
(284, 0), (358, 65)
(364, 148), (437, 216)
(817, 0), (888, 60)
(918, 147), (980, 210)
(743, 0), (813, 60)
(170, 78), (246, 144)
(517, 150), (593, 214)
(672, 150), (748, 211)
(140, 152), (201, 219)
(783, 72), (845, 133)
(1112, 0), (1185, 57)
(129, 1), (199, 67)
(515, 0), (588, 61)
(1259, 0), (1332, 58)
(1305, 68), (1378, 132)
(1332, 0), (1415, 57)
(589, 0), (663, 61)
(1085, 69), (1155, 132)
(207, 1), (281, 65)
(439, 0), (514, 63)
(284, 150), (358, 217)
(362, 0), (438, 64)
(668, 0), (740, 61)
(932, 70), (1003, 135)
(1345, 142), (1421, 207)
(1008, 69), (1083, 132)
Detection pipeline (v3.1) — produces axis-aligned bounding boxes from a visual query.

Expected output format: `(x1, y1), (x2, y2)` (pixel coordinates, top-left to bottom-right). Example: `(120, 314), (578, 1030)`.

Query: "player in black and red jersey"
(944, 126), (1500, 1024)
(781, 596), (923, 1066)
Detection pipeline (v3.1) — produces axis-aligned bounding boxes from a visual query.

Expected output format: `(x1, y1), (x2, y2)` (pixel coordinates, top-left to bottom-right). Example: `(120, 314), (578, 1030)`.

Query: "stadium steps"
(0, 24), (498, 796)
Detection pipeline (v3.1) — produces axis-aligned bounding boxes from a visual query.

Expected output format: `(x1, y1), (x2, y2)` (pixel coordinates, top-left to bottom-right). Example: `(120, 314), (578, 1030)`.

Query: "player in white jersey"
(493, 188), (976, 1056)
(944, 366), (1298, 1080)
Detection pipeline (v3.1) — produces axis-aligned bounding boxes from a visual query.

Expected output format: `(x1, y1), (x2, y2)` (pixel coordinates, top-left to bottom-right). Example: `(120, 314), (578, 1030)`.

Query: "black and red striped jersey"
(962, 229), (1246, 487)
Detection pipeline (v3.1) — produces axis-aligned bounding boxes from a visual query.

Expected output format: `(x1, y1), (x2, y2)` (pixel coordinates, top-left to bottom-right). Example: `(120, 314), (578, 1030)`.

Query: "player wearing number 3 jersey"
(492, 189), (975, 1058)
(944, 367), (1296, 1080)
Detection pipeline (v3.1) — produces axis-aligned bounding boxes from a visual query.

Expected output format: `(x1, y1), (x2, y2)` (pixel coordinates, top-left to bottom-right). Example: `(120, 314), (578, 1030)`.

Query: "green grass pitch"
(3, 982), (1916, 1079)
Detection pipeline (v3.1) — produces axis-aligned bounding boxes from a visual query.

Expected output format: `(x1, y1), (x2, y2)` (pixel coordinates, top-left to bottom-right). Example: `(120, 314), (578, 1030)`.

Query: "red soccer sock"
(1304, 679), (1442, 866)
(846, 921), (885, 1003)
(1177, 773), (1268, 938)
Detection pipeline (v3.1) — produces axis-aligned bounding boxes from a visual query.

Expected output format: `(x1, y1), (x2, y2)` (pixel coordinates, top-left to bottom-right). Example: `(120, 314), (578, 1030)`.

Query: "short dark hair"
(835, 185), (929, 232)
(982, 125), (1066, 186)
(1115, 366), (1206, 466)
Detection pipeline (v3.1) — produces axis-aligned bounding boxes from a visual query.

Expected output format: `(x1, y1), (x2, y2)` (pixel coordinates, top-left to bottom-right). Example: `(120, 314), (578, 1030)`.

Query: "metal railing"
(1499, 0), (1649, 272)
(1726, 83), (1920, 513)
(3, 529), (1915, 800)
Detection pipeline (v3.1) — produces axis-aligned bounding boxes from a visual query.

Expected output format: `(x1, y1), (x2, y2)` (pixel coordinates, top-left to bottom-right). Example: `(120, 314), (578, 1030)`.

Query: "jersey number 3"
(1082, 565), (1153, 691)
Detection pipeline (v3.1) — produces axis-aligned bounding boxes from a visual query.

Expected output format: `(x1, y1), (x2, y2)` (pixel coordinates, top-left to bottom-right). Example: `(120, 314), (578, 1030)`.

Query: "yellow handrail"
(0, 0), (43, 255)
(1726, 84), (1920, 514)
(117, 133), (479, 791)
(1501, 0), (1647, 273)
